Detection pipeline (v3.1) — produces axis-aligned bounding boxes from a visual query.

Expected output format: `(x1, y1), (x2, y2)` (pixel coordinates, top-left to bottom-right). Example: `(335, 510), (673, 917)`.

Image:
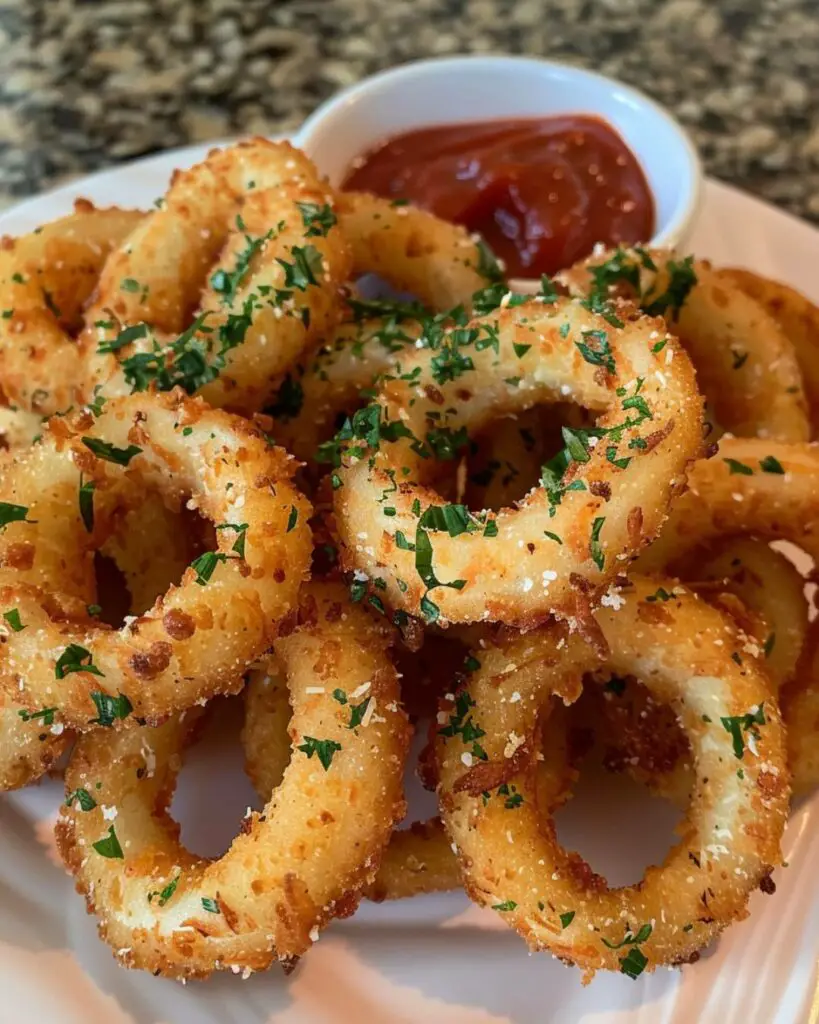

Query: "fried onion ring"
(243, 660), (579, 902)
(57, 582), (410, 978)
(83, 139), (351, 413)
(716, 268), (819, 435)
(336, 192), (493, 311)
(0, 201), (144, 415)
(560, 248), (809, 441)
(333, 296), (702, 627)
(436, 576), (789, 977)
(0, 390), (311, 730)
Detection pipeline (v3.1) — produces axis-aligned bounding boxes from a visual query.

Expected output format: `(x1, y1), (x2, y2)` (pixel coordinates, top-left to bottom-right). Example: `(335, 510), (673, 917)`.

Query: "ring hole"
(92, 552), (131, 627)
(552, 687), (684, 887)
(461, 402), (595, 512)
(170, 697), (262, 859)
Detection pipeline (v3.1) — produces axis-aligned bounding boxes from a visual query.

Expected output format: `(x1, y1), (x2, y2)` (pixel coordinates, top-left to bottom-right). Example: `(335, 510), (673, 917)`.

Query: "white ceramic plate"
(1, 148), (818, 1024)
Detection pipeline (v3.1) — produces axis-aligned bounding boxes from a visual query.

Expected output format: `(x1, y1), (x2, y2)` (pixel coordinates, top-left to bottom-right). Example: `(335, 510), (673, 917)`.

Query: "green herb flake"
(760, 455), (785, 475)
(93, 825), (124, 859)
(724, 458), (753, 476)
(297, 736), (342, 771)
(492, 900), (517, 912)
(79, 476), (95, 533)
(190, 550), (227, 585)
(560, 910), (575, 929)
(55, 644), (104, 680)
(720, 703), (765, 759)
(286, 506), (299, 533)
(589, 516), (606, 571)
(89, 691), (133, 727)
(81, 437), (142, 466)
(65, 788), (97, 811)
(2, 608), (25, 632)
(148, 876), (180, 907)
(575, 329), (615, 374)
(0, 502), (32, 529)
(297, 201), (337, 237)
(201, 897), (221, 914)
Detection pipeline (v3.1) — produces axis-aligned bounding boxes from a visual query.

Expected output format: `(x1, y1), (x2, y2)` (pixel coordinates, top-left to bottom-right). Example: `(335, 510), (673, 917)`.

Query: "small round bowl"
(295, 55), (703, 289)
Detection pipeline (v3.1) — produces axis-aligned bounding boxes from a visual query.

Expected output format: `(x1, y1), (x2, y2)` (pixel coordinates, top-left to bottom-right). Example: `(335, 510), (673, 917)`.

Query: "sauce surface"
(343, 115), (655, 279)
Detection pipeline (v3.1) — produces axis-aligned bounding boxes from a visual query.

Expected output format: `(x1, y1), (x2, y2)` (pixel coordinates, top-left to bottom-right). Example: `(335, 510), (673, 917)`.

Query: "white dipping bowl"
(295, 55), (703, 290)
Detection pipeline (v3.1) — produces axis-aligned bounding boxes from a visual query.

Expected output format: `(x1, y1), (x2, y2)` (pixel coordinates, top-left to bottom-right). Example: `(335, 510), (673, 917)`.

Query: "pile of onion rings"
(0, 138), (815, 986)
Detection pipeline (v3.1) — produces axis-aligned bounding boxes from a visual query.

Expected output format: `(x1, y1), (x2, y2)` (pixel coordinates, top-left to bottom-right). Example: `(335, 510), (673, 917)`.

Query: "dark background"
(0, 0), (816, 218)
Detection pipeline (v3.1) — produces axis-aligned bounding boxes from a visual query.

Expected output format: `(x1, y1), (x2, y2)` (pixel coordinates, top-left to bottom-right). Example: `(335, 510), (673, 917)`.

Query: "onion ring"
(57, 581), (410, 978)
(332, 296), (702, 628)
(716, 268), (819, 435)
(0, 389), (311, 730)
(636, 437), (819, 789)
(0, 458), (195, 791)
(436, 576), (789, 977)
(559, 248), (809, 441)
(336, 192), (495, 311)
(595, 539), (804, 805)
(243, 658), (579, 902)
(83, 139), (351, 413)
(0, 201), (144, 416)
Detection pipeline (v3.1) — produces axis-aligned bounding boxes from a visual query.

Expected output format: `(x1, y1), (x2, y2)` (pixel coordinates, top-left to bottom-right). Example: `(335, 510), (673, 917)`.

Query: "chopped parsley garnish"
(18, 707), (56, 725)
(214, 521), (248, 558)
(513, 342), (531, 359)
(2, 608), (25, 632)
(55, 644), (104, 680)
(475, 240), (504, 282)
(759, 455), (785, 474)
(277, 244), (324, 290)
(0, 502), (32, 529)
(65, 788), (97, 811)
(211, 225), (275, 303)
(97, 322), (149, 352)
(92, 825), (124, 859)
(601, 922), (652, 978)
(589, 516), (606, 570)
(201, 897), (220, 914)
(492, 900), (517, 912)
(646, 587), (673, 602)
(81, 437), (142, 466)
(297, 201), (337, 237)
(120, 278), (141, 293)
(148, 876), (180, 906)
(720, 703), (765, 759)
(641, 256), (697, 320)
(543, 530), (562, 545)
(79, 476), (95, 533)
(437, 690), (487, 761)
(190, 550), (227, 585)
(297, 736), (342, 771)
(575, 328), (615, 374)
(89, 691), (133, 727)
(286, 506), (299, 532)
(560, 910), (576, 929)
(724, 458), (753, 475)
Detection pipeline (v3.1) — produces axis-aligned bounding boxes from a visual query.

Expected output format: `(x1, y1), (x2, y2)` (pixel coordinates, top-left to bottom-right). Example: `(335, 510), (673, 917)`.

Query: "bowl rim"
(296, 53), (703, 283)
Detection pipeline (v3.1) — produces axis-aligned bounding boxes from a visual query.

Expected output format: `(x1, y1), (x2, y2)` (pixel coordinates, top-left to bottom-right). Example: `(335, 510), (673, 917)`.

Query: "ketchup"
(343, 116), (654, 279)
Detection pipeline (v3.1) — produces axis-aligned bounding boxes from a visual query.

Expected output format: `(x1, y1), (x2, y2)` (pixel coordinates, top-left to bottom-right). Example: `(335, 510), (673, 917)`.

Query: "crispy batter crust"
(56, 582), (411, 979)
(436, 576), (789, 976)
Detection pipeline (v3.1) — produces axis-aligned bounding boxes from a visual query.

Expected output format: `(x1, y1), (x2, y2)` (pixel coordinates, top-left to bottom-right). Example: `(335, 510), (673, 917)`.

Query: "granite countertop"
(0, 0), (817, 222)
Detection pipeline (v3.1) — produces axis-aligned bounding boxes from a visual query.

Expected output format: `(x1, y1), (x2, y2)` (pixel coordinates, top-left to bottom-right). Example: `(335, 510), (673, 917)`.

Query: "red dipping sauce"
(343, 115), (655, 279)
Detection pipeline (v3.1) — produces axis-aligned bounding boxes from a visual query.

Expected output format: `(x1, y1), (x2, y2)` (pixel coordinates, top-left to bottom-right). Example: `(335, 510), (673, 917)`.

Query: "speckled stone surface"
(0, 0), (817, 221)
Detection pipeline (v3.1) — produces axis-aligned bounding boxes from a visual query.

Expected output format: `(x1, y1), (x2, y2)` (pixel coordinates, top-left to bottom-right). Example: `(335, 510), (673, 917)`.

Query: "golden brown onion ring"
(716, 268), (819, 435)
(336, 191), (494, 311)
(57, 582), (410, 979)
(0, 202), (144, 416)
(83, 139), (351, 413)
(0, 390), (311, 731)
(596, 538), (807, 805)
(243, 660), (579, 902)
(333, 296), (703, 628)
(560, 248), (809, 441)
(437, 576), (789, 977)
